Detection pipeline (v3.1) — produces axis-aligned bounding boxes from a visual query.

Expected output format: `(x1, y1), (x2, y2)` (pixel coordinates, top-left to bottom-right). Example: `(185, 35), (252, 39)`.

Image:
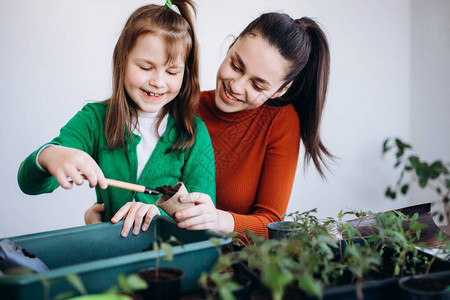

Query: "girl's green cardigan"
(18, 102), (216, 220)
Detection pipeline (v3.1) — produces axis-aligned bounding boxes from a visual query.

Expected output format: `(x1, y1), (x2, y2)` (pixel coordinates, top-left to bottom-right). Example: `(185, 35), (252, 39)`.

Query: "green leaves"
(65, 273), (88, 295)
(382, 137), (449, 223)
(116, 274), (147, 293)
(298, 274), (322, 298)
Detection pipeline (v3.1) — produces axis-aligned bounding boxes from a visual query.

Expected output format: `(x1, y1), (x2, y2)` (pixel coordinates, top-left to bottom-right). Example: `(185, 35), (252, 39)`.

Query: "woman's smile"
(221, 83), (243, 104)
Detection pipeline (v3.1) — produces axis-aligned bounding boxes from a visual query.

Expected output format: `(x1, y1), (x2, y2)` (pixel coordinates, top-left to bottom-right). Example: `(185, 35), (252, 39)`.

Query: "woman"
(85, 12), (332, 237)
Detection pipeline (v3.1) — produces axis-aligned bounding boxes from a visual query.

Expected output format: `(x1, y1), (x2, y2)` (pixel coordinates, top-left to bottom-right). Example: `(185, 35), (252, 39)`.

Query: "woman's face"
(215, 33), (291, 113)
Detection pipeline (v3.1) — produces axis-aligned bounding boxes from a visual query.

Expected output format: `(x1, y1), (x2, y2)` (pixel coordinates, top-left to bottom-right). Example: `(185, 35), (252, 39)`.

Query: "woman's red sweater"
(198, 90), (301, 237)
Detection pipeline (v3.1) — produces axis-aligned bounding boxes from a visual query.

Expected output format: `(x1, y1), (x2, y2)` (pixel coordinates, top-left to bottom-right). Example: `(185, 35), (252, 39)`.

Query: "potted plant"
(205, 207), (450, 300)
(398, 230), (450, 299)
(137, 236), (185, 300)
(382, 137), (450, 224)
(199, 235), (252, 300)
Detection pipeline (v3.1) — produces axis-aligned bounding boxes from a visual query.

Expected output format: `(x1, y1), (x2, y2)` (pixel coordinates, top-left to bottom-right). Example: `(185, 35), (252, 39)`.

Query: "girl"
(87, 12), (333, 238)
(17, 0), (215, 237)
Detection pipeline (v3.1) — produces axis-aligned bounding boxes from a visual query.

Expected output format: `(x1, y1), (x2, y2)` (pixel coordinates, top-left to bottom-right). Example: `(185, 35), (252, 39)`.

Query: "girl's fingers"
(132, 204), (150, 235)
(53, 170), (73, 189)
(111, 202), (132, 223)
(142, 206), (160, 232)
(81, 168), (98, 188)
(122, 206), (139, 237)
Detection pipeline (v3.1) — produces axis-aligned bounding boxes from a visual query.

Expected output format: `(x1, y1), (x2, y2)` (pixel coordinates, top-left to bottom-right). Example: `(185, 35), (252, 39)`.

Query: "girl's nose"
(149, 72), (164, 89)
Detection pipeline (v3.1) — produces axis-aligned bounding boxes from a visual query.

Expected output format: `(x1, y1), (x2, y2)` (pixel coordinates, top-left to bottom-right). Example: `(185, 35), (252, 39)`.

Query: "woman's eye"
(252, 82), (263, 91)
(167, 71), (178, 76)
(231, 60), (241, 72)
(140, 66), (151, 71)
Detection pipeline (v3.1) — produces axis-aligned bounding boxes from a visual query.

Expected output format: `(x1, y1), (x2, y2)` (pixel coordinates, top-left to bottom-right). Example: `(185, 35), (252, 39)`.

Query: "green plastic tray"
(0, 216), (229, 299)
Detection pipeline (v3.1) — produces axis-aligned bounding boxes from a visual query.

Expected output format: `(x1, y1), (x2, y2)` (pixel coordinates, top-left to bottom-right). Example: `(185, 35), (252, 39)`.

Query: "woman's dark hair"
(105, 0), (199, 152)
(237, 13), (333, 177)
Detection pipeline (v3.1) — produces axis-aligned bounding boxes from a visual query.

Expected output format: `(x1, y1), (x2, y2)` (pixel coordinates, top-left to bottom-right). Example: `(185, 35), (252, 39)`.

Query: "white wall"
(409, 0), (450, 212)
(0, 0), (447, 238)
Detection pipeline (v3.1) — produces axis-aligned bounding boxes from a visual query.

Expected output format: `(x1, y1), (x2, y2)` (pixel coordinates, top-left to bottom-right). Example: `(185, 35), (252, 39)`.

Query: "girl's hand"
(84, 203), (105, 225)
(111, 202), (161, 237)
(174, 193), (234, 233)
(38, 145), (108, 189)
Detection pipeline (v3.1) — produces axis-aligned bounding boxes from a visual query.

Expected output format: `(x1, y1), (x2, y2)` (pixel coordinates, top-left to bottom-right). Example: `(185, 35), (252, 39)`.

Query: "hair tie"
(165, 0), (173, 10)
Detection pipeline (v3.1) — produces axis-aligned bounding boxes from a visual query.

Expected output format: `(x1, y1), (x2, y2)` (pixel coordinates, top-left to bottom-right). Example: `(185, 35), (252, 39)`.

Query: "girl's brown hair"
(105, 0), (199, 152)
(237, 13), (333, 177)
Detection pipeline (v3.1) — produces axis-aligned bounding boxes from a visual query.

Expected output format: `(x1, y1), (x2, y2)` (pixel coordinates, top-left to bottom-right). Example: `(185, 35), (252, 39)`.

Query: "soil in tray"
(402, 277), (450, 292)
(139, 270), (179, 282)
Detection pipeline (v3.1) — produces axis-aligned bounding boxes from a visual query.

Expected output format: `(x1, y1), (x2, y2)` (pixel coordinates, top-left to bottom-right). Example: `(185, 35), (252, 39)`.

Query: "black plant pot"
(398, 273), (450, 300)
(137, 267), (184, 300)
(266, 221), (302, 239)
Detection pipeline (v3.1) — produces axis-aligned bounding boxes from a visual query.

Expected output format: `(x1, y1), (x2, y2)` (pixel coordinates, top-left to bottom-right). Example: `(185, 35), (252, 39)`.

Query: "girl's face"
(124, 34), (185, 113)
(215, 33), (291, 113)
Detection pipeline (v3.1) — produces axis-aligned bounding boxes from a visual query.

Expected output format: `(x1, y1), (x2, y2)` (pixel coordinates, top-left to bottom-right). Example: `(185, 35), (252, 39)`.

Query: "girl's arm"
(38, 145), (107, 189)
(18, 103), (108, 195)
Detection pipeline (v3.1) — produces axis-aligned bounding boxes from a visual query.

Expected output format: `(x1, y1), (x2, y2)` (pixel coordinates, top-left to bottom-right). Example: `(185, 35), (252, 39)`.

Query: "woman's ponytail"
(237, 13), (333, 177)
(288, 17), (332, 177)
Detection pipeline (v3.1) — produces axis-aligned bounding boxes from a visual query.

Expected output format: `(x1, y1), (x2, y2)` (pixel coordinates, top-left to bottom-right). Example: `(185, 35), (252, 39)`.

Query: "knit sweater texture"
(198, 90), (300, 237)
(17, 102), (216, 220)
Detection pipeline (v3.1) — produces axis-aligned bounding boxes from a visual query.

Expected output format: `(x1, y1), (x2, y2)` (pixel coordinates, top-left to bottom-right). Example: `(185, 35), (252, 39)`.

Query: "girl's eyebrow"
(135, 58), (184, 69)
(234, 52), (272, 87)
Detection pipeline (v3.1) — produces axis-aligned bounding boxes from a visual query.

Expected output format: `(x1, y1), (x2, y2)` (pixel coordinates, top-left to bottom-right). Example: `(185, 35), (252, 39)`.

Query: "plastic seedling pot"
(0, 216), (230, 300)
(266, 221), (302, 239)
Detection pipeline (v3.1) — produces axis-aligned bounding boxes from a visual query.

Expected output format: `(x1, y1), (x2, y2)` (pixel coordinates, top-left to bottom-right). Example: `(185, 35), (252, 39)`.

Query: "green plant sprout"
(51, 273), (147, 300)
(150, 236), (183, 280)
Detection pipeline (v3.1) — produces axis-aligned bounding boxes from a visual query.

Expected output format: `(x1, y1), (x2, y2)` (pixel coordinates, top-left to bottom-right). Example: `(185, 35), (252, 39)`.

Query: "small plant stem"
(424, 255), (436, 280)
(356, 278), (364, 300)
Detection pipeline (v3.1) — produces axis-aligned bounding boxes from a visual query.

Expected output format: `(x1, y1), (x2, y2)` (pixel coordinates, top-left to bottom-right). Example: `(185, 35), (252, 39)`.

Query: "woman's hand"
(174, 193), (234, 234)
(84, 203), (105, 225)
(111, 202), (161, 237)
(38, 145), (108, 189)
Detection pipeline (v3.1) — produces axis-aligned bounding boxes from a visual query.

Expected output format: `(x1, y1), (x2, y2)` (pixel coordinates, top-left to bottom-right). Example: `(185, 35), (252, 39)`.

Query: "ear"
(270, 81), (292, 99)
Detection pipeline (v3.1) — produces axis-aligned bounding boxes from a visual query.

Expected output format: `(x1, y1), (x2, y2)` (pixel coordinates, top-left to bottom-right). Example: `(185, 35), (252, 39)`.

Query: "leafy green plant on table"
(199, 234), (243, 300)
(148, 236), (180, 280)
(51, 273), (147, 300)
(231, 210), (341, 300)
(421, 230), (450, 279)
(368, 210), (428, 277)
(334, 209), (382, 300)
(382, 137), (450, 223)
(204, 207), (442, 300)
(399, 230), (450, 295)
